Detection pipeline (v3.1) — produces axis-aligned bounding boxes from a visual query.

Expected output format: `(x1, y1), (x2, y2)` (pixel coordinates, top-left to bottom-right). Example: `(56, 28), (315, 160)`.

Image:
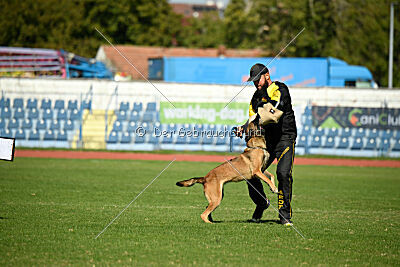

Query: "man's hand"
(232, 126), (244, 138)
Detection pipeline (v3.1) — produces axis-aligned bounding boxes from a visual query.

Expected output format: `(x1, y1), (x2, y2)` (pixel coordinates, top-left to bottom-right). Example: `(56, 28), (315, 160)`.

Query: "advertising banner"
(160, 102), (248, 125)
(312, 106), (400, 129)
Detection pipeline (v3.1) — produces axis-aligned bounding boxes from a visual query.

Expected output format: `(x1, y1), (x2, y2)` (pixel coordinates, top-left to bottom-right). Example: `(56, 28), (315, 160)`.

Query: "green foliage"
(0, 0), (398, 87)
(0, 157), (399, 265)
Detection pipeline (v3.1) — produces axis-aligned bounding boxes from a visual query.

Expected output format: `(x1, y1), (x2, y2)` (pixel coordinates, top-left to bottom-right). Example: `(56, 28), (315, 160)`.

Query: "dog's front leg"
(254, 171), (278, 194)
(263, 170), (276, 188)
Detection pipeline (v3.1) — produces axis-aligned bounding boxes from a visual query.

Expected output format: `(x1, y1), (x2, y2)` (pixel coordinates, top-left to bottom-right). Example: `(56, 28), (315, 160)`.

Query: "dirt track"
(15, 149), (400, 168)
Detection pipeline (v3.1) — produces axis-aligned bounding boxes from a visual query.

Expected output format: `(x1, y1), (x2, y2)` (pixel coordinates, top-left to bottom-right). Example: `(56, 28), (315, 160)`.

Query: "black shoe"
(251, 200), (270, 221)
(280, 218), (293, 226)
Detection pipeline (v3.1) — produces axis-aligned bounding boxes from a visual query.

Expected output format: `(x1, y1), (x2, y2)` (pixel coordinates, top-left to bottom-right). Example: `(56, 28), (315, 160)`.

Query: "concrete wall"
(1, 78), (399, 110)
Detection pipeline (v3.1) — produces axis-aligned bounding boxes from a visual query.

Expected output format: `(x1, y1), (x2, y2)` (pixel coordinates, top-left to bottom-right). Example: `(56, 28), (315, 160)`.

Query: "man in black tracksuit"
(240, 63), (297, 226)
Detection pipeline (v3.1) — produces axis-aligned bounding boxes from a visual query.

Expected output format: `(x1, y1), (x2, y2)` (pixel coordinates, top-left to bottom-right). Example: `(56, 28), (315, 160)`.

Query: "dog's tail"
(176, 177), (205, 187)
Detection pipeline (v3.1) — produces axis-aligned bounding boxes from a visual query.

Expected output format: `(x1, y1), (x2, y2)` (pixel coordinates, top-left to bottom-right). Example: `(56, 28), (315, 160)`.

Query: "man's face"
(253, 73), (269, 90)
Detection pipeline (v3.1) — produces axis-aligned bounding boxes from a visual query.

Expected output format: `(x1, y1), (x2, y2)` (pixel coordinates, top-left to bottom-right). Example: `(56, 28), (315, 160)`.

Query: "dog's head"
(245, 115), (266, 148)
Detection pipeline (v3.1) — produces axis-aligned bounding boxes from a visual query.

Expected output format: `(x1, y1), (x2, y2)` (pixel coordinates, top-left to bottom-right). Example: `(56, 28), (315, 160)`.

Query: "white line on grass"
(224, 27), (305, 108)
(224, 158), (306, 239)
(95, 158), (176, 239)
(94, 27), (176, 108)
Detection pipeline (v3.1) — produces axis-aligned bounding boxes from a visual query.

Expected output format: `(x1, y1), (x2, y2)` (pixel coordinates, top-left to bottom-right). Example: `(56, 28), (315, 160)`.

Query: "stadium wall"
(1, 78), (399, 157)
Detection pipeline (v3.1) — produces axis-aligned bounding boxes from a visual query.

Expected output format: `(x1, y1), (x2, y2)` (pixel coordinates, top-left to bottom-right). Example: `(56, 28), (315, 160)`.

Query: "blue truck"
(148, 57), (375, 88)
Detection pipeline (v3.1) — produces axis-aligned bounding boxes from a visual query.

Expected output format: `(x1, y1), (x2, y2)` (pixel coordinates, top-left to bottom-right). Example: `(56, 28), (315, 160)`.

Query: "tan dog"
(176, 117), (277, 223)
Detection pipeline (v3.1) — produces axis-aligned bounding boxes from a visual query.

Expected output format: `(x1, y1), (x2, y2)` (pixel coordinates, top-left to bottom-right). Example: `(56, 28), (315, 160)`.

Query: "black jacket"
(249, 81), (297, 146)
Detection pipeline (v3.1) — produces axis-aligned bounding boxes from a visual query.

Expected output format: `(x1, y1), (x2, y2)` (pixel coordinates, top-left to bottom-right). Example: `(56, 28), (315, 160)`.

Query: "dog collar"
(247, 146), (268, 152)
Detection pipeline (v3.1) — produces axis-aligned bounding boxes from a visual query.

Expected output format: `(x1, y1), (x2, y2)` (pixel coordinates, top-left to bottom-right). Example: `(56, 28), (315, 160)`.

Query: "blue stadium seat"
(202, 135), (214, 145)
(392, 139), (400, 151)
(303, 115), (313, 126)
(28, 129), (40, 140)
(7, 118), (19, 130)
(14, 129), (26, 140)
(107, 131), (118, 143)
(296, 136), (307, 148)
(368, 128), (379, 138)
(327, 128), (339, 138)
(364, 138), (377, 150)
(43, 130), (55, 140)
(167, 123), (177, 132)
(57, 109), (68, 121)
(63, 120), (74, 131)
(1, 107), (11, 119)
(13, 98), (24, 108)
(216, 136), (229, 145)
(304, 105), (312, 116)
(127, 121), (137, 132)
(0, 98), (10, 108)
(148, 134), (160, 144)
(161, 135), (173, 144)
(22, 119), (33, 129)
(28, 108), (39, 119)
(81, 100), (92, 110)
(188, 135), (201, 144)
(141, 122), (151, 132)
(381, 129), (393, 139)
(393, 130), (400, 140)
(119, 102), (129, 111)
(133, 102), (143, 112)
(146, 102), (156, 112)
(313, 127), (325, 137)
(341, 128), (351, 138)
(13, 107), (25, 119)
(1, 129), (12, 138)
(129, 111), (140, 122)
(323, 137), (335, 148)
(0, 118), (4, 130)
(69, 109), (81, 121)
(54, 100), (65, 110)
(27, 98), (37, 109)
(134, 135), (145, 144)
(120, 132), (132, 143)
(113, 121), (123, 132)
(300, 126), (311, 136)
(42, 109), (53, 120)
(142, 112), (155, 122)
(175, 135), (187, 144)
(351, 138), (363, 150)
(354, 128), (366, 138)
(310, 136), (322, 148)
(50, 120), (60, 131)
(380, 138), (390, 151)
(117, 111), (127, 121)
(41, 99), (52, 110)
(57, 130), (67, 141)
(337, 137), (349, 149)
(36, 119), (47, 130)
(67, 100), (78, 110)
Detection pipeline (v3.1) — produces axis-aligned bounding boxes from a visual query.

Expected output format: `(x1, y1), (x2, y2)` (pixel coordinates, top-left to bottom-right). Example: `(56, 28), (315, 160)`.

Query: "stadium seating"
(44, 130), (55, 140)
(380, 139), (390, 151)
(28, 129), (40, 140)
(14, 129), (26, 140)
(27, 98), (37, 109)
(13, 98), (23, 108)
(323, 137), (335, 148)
(22, 119), (33, 129)
(354, 128), (366, 138)
(28, 108), (39, 119)
(54, 100), (65, 110)
(41, 99), (52, 110)
(14, 107), (25, 119)
(368, 128), (379, 138)
(337, 137), (349, 149)
(0, 98), (10, 108)
(326, 128), (338, 138)
(57, 130), (67, 141)
(364, 138), (377, 150)
(392, 139), (400, 151)
(67, 100), (78, 110)
(133, 102), (143, 112)
(341, 128), (351, 138)
(1, 129), (12, 138)
(351, 138), (363, 150)
(0, 119), (5, 130)
(119, 102), (129, 111)
(57, 109), (68, 121)
(8, 118), (20, 129)
(81, 100), (91, 110)
(120, 132), (132, 143)
(1, 107), (11, 119)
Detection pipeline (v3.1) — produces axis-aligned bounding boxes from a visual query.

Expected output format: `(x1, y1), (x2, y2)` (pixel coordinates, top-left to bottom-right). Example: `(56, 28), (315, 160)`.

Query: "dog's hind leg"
(201, 181), (223, 223)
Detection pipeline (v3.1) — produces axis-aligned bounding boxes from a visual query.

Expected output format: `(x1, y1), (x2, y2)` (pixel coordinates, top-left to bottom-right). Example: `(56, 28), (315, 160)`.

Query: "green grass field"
(1, 157), (399, 266)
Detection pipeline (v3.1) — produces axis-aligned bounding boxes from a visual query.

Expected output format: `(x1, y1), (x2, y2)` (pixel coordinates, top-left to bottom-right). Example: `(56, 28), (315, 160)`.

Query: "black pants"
(247, 140), (295, 220)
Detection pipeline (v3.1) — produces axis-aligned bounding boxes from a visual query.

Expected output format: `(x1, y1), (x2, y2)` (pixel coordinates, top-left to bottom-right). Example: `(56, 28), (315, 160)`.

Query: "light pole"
(388, 2), (397, 88)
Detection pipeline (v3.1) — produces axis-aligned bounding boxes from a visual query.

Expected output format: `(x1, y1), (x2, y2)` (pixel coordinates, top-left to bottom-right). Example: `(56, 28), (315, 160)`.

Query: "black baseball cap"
(247, 63), (269, 82)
